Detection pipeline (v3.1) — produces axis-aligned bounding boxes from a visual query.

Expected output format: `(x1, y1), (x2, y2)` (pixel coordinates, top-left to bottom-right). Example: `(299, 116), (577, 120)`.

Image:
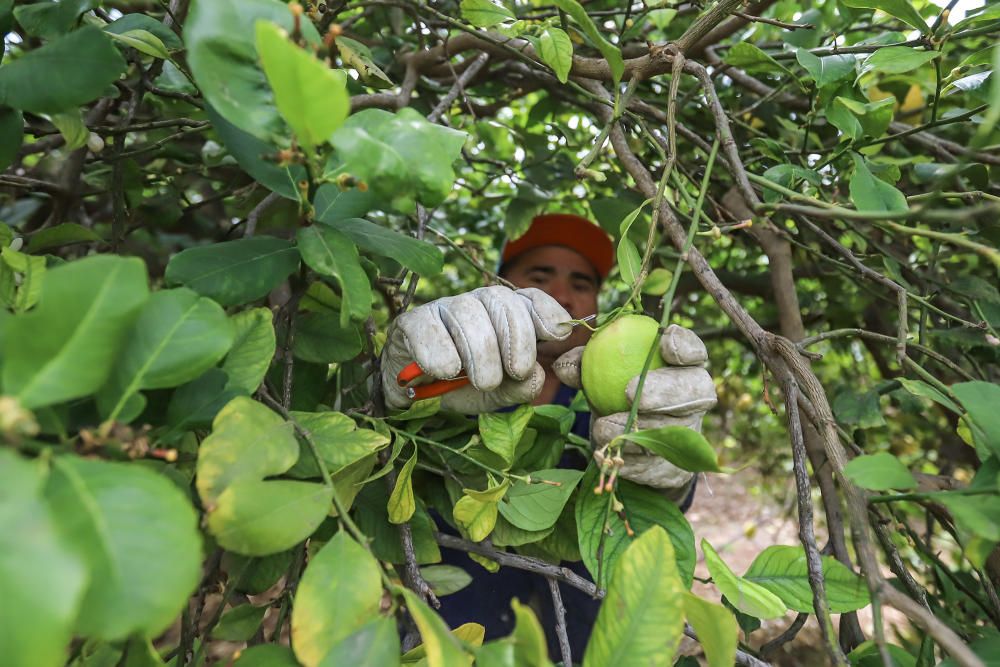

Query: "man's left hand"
(553, 324), (717, 493)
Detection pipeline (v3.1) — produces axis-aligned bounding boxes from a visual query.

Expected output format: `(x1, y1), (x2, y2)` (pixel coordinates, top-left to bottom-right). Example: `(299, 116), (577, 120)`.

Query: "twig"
(684, 625), (773, 667)
(783, 378), (848, 666)
(548, 577), (572, 667)
(383, 445), (440, 608)
(732, 10), (813, 29)
(427, 52), (489, 123)
(759, 613), (809, 659)
(434, 532), (601, 596)
(244, 191), (282, 239)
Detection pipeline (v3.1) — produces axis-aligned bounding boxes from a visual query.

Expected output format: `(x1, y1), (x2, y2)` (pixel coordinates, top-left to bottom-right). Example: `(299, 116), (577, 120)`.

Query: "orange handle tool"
(395, 314), (595, 401)
(396, 362), (471, 400)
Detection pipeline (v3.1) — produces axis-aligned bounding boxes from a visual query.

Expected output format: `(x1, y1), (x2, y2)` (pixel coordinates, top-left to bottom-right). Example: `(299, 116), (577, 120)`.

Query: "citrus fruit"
(581, 314), (663, 415)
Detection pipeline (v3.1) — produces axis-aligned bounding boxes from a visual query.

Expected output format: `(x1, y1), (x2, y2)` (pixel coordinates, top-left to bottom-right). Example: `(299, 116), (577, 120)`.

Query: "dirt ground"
(684, 470), (828, 666)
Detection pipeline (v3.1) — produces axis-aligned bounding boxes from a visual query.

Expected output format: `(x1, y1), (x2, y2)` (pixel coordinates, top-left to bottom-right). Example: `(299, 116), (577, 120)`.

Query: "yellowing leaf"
(388, 447), (418, 524)
(684, 593), (738, 667)
(335, 36), (394, 85)
(584, 526), (685, 667)
(702, 539), (787, 620)
(255, 21), (349, 149)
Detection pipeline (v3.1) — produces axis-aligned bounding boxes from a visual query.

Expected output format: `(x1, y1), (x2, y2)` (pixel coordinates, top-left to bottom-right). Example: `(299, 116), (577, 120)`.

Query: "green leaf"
(498, 468), (583, 531)
(583, 526), (685, 667)
(330, 108), (467, 213)
(233, 645), (301, 667)
(505, 600), (550, 666)
(45, 456), (202, 640)
(208, 107), (305, 200)
(897, 378), (962, 414)
(255, 21), (349, 149)
(537, 27), (573, 83)
(683, 593), (738, 667)
(839, 0), (929, 32)
(292, 532), (385, 667)
(105, 13), (183, 52)
(293, 412), (391, 478)
(312, 182), (375, 221)
(26, 222), (102, 253)
(641, 267), (673, 295)
(317, 617), (401, 667)
(196, 396), (298, 502)
(106, 29), (171, 59)
(222, 308), (276, 393)
(858, 47), (939, 80)
(940, 494), (1000, 545)
(616, 237), (641, 286)
(98, 288), (235, 422)
(827, 97), (864, 141)
(401, 589), (470, 667)
(165, 236), (300, 307)
(292, 310), (365, 363)
(618, 426), (721, 473)
(479, 405), (533, 466)
(297, 225), (372, 325)
(420, 565), (474, 597)
(318, 218), (444, 277)
(702, 539), (787, 620)
(184, 0), (321, 141)
(0, 450), (87, 667)
(553, 0), (623, 84)
(795, 49), (855, 87)
(3, 255), (149, 409)
(725, 43), (795, 78)
(460, 0), (515, 27)
(0, 106), (22, 170)
(0, 245), (45, 313)
(207, 479), (333, 555)
(355, 485), (441, 564)
(952, 382), (1000, 458)
(390, 397), (442, 421)
(211, 604), (268, 642)
(47, 109), (88, 149)
(744, 545), (871, 613)
(13, 0), (92, 39)
(577, 474), (696, 590)
(166, 368), (243, 433)
(388, 447), (418, 524)
(0, 26), (126, 113)
(849, 153), (908, 213)
(843, 452), (916, 491)
(832, 388), (886, 429)
(335, 36), (394, 85)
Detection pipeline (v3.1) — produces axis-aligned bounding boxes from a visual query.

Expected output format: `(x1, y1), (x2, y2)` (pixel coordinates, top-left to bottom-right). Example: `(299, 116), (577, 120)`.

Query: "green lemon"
(581, 314), (663, 415)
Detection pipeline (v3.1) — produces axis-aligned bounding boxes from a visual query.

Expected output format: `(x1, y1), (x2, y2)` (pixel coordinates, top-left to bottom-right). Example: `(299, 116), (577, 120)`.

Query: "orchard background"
(1, 0), (999, 665)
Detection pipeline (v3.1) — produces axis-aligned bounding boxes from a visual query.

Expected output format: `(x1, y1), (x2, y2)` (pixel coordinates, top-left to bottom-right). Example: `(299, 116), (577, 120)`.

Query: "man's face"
(503, 245), (600, 363)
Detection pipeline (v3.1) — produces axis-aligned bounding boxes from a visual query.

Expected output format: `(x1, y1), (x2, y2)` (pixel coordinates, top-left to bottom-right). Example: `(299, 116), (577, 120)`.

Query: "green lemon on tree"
(581, 313), (662, 415)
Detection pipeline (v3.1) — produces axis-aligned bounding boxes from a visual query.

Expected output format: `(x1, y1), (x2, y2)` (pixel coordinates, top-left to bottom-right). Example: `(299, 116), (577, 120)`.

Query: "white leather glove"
(553, 324), (717, 491)
(382, 286), (573, 413)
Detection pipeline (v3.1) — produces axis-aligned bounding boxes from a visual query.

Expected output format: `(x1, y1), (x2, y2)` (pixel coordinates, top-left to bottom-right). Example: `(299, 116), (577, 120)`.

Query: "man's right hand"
(381, 286), (573, 413)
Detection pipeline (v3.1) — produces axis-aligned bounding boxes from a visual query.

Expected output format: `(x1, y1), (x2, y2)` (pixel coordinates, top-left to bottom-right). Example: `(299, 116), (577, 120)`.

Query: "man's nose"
(545, 281), (574, 312)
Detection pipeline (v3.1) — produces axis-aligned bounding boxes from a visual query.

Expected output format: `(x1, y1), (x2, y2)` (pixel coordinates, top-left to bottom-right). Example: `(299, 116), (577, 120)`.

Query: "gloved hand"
(382, 286), (574, 413)
(553, 324), (717, 493)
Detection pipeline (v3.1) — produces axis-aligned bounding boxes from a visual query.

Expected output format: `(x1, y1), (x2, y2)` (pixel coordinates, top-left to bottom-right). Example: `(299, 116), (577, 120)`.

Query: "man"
(381, 213), (716, 657)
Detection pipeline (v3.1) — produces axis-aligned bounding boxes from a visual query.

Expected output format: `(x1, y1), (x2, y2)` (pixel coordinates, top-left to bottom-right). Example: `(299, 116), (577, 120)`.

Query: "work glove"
(382, 286), (574, 413)
(553, 325), (717, 494)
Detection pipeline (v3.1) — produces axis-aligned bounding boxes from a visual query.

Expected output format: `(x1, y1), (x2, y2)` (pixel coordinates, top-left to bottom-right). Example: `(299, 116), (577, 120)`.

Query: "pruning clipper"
(396, 314), (596, 401)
